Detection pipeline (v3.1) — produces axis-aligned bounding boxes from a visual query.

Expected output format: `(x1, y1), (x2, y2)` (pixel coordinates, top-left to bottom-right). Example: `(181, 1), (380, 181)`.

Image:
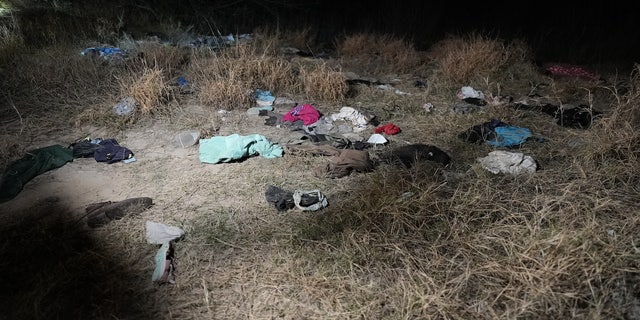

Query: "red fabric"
(545, 64), (598, 80)
(282, 104), (321, 125)
(375, 123), (401, 135)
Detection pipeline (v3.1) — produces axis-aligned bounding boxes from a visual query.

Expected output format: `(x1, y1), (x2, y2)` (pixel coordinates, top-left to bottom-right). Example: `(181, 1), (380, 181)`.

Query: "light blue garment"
(254, 89), (276, 103)
(486, 126), (532, 147)
(199, 134), (283, 164)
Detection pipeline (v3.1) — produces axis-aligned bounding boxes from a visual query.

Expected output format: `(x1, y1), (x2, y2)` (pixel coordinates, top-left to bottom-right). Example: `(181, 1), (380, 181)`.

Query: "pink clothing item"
(545, 64), (598, 80)
(282, 104), (321, 126)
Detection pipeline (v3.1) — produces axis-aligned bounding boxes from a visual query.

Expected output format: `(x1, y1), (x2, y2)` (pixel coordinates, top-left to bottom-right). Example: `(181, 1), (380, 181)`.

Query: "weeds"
(1, 11), (639, 319)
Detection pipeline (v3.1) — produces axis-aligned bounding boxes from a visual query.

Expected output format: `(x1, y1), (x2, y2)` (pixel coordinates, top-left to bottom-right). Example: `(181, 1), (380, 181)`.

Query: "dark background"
(8, 0), (640, 68)
(173, 0), (640, 67)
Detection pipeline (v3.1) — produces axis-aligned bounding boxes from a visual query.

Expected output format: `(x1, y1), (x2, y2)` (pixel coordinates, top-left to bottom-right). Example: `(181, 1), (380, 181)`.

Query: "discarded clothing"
(85, 197), (154, 228)
(146, 221), (185, 244)
(544, 64), (599, 80)
(330, 107), (374, 132)
(282, 104), (321, 126)
(153, 241), (176, 284)
(314, 148), (374, 178)
(379, 144), (451, 167)
(457, 86), (485, 100)
(254, 89), (276, 106)
(285, 144), (342, 157)
(511, 102), (602, 129)
(293, 189), (328, 211)
(459, 119), (508, 144)
(0, 145), (74, 203)
(451, 102), (485, 114)
(81, 46), (126, 60)
(94, 139), (135, 164)
(374, 123), (401, 135)
(485, 126), (532, 147)
(70, 139), (102, 158)
(477, 151), (537, 175)
(199, 134), (283, 164)
(265, 185), (296, 211)
(265, 185), (328, 211)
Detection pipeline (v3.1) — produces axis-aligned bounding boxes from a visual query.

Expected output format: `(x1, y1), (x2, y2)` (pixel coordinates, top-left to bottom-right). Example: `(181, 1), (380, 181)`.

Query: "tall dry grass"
(336, 33), (425, 76)
(187, 36), (348, 109)
(428, 32), (531, 84)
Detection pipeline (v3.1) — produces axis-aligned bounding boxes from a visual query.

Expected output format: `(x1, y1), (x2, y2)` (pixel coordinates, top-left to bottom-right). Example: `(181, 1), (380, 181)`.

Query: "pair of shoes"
(86, 197), (154, 227)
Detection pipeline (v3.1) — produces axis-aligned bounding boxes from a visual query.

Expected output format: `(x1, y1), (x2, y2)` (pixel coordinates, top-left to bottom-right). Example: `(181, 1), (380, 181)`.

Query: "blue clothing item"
(254, 89), (276, 103)
(199, 134), (283, 164)
(177, 77), (188, 86)
(486, 126), (532, 147)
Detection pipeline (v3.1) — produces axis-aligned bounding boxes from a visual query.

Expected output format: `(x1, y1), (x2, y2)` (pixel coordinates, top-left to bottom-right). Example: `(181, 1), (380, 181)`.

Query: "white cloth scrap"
(477, 151), (537, 175)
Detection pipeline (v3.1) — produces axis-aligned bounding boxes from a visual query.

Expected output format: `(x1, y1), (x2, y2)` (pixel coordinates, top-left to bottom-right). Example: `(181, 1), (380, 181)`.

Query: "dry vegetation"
(0, 7), (639, 320)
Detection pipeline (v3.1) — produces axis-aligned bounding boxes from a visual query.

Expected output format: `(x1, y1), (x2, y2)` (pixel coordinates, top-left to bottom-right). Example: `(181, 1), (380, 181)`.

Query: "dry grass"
(1, 20), (639, 320)
(336, 33), (425, 76)
(187, 37), (349, 109)
(428, 32), (531, 84)
(298, 61), (348, 103)
(120, 65), (173, 116)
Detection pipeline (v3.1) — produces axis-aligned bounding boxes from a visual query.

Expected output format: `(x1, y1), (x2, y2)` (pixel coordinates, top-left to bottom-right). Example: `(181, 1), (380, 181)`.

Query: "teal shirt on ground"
(199, 134), (283, 164)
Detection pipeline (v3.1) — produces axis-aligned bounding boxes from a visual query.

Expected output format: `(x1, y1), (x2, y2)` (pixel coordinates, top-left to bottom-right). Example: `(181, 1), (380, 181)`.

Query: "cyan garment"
(199, 134), (283, 164)
(486, 126), (532, 147)
(0, 145), (74, 203)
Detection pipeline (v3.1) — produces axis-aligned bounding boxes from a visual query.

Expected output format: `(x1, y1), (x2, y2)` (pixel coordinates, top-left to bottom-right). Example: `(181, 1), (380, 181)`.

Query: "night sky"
(246, 0), (640, 68)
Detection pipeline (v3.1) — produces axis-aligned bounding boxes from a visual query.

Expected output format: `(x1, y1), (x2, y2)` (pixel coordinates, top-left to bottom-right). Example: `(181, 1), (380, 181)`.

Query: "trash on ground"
(93, 139), (135, 164)
(313, 148), (374, 178)
(113, 97), (137, 116)
(459, 119), (533, 147)
(457, 86), (485, 100)
(330, 106), (375, 133)
(423, 103), (434, 112)
(367, 133), (388, 145)
(282, 104), (321, 126)
(477, 150), (537, 175)
(511, 102), (602, 129)
(81, 46), (126, 60)
(0, 145), (74, 203)
(451, 102), (485, 114)
(254, 89), (276, 106)
(544, 63), (599, 81)
(152, 241), (176, 284)
(485, 126), (532, 147)
(379, 144), (451, 167)
(176, 130), (201, 148)
(265, 185), (328, 212)
(146, 221), (185, 244)
(374, 123), (401, 135)
(85, 197), (153, 228)
(293, 189), (328, 211)
(199, 134), (283, 164)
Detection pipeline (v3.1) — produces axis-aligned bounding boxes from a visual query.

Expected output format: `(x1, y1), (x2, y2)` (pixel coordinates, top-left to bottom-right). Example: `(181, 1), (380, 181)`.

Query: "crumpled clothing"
(282, 104), (321, 126)
(265, 185), (295, 211)
(0, 145), (74, 203)
(314, 149), (373, 178)
(152, 241), (176, 284)
(477, 151), (537, 175)
(199, 134), (283, 164)
(545, 64), (599, 80)
(379, 144), (451, 167)
(330, 107), (372, 132)
(485, 126), (532, 147)
(293, 190), (328, 211)
(374, 123), (401, 135)
(146, 221), (185, 244)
